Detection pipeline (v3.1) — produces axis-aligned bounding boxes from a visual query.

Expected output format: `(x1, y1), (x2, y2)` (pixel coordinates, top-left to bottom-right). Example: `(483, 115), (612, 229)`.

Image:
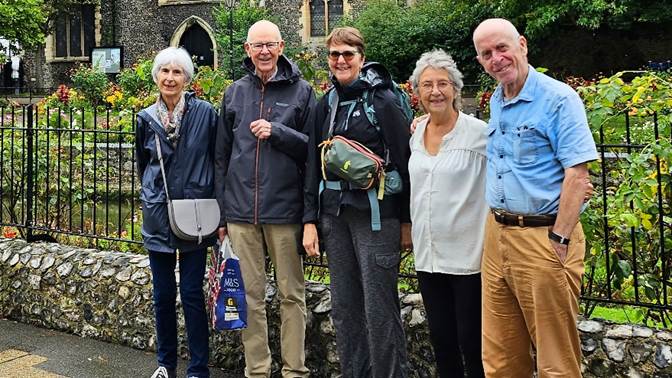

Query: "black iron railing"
(580, 110), (671, 317)
(1, 104), (670, 312)
(0, 87), (57, 102)
(0, 104), (140, 250)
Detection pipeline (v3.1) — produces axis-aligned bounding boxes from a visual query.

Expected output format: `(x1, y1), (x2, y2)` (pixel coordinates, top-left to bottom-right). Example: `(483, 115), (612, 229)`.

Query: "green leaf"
(619, 213), (639, 228)
(617, 260), (632, 278)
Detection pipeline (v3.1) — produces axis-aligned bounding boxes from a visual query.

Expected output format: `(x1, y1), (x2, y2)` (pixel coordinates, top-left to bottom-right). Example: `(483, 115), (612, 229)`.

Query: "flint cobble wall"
(1, 237), (671, 377)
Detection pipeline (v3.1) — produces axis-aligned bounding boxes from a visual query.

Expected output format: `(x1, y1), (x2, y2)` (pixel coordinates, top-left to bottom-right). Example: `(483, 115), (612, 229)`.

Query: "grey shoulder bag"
(154, 134), (220, 244)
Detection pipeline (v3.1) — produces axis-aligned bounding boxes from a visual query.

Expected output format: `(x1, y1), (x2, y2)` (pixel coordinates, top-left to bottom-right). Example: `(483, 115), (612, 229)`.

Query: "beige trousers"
(482, 214), (585, 378)
(227, 223), (309, 378)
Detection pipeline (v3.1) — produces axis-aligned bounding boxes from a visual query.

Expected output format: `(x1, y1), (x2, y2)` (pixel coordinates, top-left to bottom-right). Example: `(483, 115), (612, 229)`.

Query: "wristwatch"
(548, 230), (570, 245)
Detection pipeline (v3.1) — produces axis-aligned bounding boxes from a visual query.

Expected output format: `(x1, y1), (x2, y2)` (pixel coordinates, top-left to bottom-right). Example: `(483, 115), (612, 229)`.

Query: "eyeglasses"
(419, 80), (452, 92)
(328, 50), (360, 61)
(248, 42), (281, 51)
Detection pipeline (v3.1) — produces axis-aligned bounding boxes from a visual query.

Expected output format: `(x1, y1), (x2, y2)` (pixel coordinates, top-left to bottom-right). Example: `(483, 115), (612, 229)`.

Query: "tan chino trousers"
(482, 214), (585, 378)
(227, 223), (309, 378)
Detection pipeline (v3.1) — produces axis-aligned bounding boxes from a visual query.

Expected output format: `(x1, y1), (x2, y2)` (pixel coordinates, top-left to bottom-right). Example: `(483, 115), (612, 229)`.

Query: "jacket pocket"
(141, 201), (170, 242)
(140, 166), (167, 204)
(271, 103), (299, 129)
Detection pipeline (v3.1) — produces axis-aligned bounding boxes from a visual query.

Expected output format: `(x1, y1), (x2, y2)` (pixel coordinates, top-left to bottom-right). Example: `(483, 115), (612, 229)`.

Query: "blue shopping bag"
(208, 236), (247, 331)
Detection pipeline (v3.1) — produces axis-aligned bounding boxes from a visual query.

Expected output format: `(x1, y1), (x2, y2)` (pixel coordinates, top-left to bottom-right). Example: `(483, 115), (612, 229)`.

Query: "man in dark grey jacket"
(214, 20), (316, 378)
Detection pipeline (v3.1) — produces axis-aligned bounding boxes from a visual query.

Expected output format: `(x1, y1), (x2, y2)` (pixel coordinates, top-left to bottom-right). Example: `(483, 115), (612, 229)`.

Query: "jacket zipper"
(254, 83), (265, 224)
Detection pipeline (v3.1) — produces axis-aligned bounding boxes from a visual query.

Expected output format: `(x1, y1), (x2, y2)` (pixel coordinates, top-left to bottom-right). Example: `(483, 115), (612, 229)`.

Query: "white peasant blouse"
(409, 112), (489, 274)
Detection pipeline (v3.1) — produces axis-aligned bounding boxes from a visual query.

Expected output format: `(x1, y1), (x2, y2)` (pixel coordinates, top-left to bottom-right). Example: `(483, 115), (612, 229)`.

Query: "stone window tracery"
(45, 4), (101, 63)
(53, 5), (96, 58)
(309, 0), (343, 37)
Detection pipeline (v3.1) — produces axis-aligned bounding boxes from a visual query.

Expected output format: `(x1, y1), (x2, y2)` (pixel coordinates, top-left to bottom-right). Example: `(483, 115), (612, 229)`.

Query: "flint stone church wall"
(1, 237), (672, 377)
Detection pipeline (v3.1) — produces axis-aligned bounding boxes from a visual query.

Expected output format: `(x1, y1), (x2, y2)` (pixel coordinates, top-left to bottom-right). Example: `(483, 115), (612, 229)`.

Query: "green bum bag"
(318, 90), (403, 231)
(320, 135), (384, 191)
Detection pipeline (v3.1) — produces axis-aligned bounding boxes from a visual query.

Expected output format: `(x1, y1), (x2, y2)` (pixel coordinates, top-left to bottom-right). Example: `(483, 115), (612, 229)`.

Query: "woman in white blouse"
(408, 49), (488, 378)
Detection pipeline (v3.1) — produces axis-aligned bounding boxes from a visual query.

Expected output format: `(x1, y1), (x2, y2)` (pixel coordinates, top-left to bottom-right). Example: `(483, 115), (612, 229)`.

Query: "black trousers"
(417, 271), (484, 378)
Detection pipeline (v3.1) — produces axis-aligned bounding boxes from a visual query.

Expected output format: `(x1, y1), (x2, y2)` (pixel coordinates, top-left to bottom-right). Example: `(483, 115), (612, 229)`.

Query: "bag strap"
(154, 134), (172, 203)
(327, 89), (339, 138)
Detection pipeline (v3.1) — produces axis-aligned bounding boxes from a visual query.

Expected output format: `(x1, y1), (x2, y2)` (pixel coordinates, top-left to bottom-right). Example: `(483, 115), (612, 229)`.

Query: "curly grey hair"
(409, 49), (463, 111)
(151, 47), (194, 84)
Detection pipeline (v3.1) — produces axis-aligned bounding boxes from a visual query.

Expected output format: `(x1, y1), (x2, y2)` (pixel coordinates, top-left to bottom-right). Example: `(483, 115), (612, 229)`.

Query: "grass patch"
(583, 304), (668, 329)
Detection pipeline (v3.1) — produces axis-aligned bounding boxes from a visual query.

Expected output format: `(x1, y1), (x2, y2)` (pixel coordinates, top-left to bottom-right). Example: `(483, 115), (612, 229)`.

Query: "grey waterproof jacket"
(215, 55), (316, 225)
(136, 92), (218, 253)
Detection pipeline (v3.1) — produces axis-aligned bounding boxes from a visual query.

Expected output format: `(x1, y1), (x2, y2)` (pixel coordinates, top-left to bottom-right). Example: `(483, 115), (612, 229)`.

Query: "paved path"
(0, 318), (243, 378)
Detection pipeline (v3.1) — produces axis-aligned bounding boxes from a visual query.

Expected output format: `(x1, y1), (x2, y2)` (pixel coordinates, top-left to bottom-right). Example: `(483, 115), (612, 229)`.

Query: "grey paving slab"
(0, 318), (243, 378)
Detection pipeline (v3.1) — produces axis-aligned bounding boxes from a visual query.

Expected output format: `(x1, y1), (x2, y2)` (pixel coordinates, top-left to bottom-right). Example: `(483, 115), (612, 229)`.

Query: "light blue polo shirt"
(486, 66), (598, 215)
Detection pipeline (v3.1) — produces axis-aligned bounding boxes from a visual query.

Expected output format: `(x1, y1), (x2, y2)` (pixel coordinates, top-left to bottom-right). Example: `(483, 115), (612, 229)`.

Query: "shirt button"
(500, 199), (504, 203)
(501, 130), (505, 134)
(498, 175), (502, 179)
(499, 154), (503, 158)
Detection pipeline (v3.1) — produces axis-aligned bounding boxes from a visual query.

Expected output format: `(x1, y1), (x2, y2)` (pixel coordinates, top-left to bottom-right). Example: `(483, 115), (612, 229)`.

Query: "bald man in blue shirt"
(473, 18), (598, 377)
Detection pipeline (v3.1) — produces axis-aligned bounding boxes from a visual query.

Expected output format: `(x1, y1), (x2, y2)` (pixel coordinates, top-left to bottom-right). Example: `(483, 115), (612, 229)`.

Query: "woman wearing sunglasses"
(303, 27), (411, 377)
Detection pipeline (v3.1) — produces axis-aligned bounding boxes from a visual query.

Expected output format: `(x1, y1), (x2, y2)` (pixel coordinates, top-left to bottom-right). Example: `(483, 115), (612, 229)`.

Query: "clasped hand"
(251, 119), (272, 140)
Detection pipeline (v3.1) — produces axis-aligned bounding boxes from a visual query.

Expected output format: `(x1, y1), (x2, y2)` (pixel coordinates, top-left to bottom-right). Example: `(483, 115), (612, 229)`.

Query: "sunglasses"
(328, 50), (360, 61)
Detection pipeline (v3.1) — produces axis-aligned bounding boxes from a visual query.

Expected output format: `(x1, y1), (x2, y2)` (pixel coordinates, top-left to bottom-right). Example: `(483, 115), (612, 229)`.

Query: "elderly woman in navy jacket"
(136, 47), (217, 378)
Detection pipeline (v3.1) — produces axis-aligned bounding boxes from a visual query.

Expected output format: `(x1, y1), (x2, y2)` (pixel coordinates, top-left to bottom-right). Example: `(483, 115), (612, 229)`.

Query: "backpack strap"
(361, 89), (379, 131)
(366, 188), (382, 231)
(327, 89), (339, 138)
(361, 88), (393, 167)
(322, 88), (383, 232)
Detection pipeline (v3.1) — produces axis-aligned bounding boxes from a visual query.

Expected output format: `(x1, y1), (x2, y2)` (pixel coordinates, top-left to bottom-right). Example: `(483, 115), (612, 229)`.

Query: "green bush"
(578, 71), (672, 325)
(70, 64), (109, 107)
(117, 58), (154, 97)
(191, 66), (232, 108)
(213, 2), (278, 80)
(346, 0), (493, 82)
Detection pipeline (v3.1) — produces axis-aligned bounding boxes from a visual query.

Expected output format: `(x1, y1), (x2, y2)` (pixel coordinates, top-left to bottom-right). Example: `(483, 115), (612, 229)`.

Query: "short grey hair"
(409, 49), (464, 111)
(151, 47), (194, 84)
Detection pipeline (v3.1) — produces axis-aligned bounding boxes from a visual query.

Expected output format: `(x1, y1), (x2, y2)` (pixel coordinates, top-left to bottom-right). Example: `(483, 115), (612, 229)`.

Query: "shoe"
(150, 366), (176, 378)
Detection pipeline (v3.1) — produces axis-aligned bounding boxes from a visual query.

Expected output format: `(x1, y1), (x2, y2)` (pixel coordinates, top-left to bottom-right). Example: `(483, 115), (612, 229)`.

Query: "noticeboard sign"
(91, 47), (123, 74)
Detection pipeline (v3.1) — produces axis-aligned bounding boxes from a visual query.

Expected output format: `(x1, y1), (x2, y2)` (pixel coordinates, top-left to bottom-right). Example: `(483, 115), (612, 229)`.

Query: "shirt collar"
(493, 64), (538, 106)
(256, 67), (278, 83)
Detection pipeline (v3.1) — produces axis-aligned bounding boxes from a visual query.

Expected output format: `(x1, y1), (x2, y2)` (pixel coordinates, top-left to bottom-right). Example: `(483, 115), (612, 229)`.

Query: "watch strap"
(548, 230), (570, 245)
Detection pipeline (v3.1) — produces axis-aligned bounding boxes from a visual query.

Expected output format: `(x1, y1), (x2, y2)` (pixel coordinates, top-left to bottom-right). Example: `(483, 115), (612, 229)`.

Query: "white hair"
(409, 49), (464, 111)
(151, 47), (194, 84)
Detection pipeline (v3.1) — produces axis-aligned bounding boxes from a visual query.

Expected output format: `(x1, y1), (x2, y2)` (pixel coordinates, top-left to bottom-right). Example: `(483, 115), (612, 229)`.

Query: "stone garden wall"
(1, 237), (671, 377)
